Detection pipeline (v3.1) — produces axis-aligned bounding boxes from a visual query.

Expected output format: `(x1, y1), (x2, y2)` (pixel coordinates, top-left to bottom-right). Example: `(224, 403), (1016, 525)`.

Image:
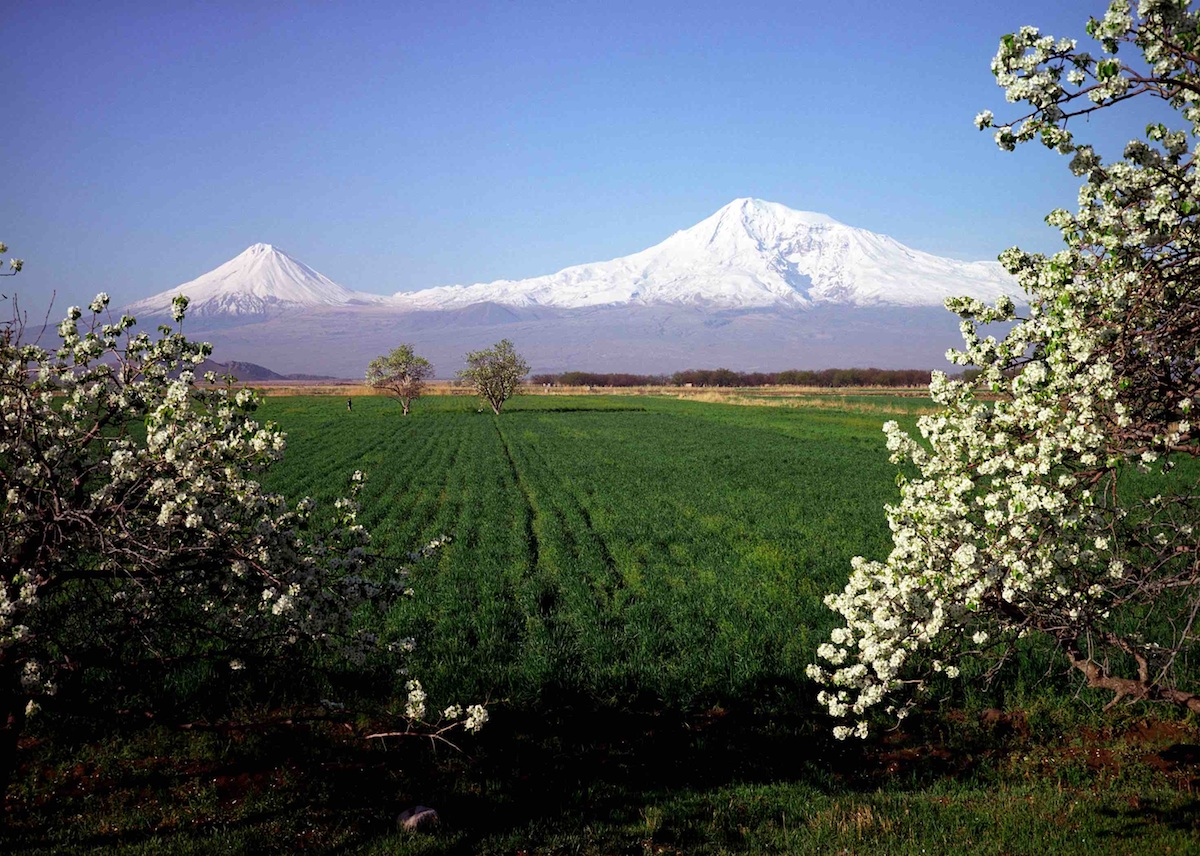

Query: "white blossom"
(811, 0), (1200, 736)
(463, 704), (489, 733)
(404, 679), (427, 720)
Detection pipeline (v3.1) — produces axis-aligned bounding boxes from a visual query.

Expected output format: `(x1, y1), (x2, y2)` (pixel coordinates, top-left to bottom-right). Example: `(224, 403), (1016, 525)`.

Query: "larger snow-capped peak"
(389, 197), (1018, 311)
(126, 243), (385, 319)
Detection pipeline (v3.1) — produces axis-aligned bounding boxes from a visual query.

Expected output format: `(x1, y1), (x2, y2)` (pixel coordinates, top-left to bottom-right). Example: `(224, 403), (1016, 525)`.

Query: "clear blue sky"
(4, 1), (1155, 312)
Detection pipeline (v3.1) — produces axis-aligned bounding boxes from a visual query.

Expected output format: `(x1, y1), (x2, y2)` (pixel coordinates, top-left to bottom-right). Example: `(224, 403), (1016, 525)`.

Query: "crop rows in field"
(258, 393), (910, 709)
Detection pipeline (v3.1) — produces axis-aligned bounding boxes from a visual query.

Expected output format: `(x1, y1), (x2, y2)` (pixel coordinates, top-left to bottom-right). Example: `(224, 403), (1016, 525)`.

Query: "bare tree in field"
(366, 344), (434, 415)
(457, 339), (529, 415)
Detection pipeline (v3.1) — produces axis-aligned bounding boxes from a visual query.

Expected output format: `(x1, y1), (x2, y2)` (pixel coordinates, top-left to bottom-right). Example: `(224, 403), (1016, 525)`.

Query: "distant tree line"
(530, 371), (671, 387)
(672, 368), (934, 387)
(530, 367), (935, 388)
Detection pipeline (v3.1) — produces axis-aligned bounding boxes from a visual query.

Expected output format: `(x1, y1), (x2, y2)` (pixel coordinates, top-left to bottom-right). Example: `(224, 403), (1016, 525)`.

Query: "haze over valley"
(124, 199), (1019, 378)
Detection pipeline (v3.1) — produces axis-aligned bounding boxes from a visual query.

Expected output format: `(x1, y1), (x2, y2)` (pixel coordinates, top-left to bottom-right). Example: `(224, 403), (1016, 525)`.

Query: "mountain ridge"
(386, 198), (1018, 311)
(117, 199), (1018, 377)
(125, 199), (1018, 321)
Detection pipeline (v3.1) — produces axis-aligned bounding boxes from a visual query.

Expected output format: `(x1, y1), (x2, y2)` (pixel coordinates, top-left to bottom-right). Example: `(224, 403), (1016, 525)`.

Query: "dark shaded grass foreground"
(8, 395), (1200, 852)
(6, 701), (1200, 854)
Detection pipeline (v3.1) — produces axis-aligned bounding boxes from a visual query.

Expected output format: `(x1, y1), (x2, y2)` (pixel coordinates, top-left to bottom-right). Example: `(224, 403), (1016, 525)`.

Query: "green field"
(259, 393), (911, 709)
(10, 392), (1200, 854)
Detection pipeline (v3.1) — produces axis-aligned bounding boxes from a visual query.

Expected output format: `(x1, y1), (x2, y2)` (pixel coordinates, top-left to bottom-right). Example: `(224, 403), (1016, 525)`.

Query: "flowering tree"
(810, 0), (1200, 739)
(0, 280), (483, 796)
(366, 344), (433, 415)
(0, 243), (22, 285)
(458, 339), (530, 415)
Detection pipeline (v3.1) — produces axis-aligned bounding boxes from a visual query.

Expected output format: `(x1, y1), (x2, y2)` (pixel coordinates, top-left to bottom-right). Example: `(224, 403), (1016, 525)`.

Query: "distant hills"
(196, 359), (338, 382)
(123, 199), (1019, 377)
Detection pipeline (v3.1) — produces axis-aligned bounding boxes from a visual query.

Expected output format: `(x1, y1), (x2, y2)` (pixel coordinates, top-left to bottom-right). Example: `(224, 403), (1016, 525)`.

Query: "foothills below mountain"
(124, 199), (1020, 377)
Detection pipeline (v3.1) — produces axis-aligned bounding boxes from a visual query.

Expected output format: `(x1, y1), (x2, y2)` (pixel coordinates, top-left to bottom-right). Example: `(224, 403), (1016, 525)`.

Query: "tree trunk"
(0, 661), (28, 817)
(1064, 636), (1200, 715)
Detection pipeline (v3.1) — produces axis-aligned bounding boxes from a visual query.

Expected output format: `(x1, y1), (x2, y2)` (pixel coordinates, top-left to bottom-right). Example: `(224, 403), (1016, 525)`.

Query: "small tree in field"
(366, 344), (433, 415)
(810, 1), (1200, 738)
(0, 275), (484, 798)
(458, 339), (530, 415)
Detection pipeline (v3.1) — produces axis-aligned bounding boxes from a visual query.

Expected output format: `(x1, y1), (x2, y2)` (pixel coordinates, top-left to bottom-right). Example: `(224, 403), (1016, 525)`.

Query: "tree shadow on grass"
(389, 687), (993, 852)
(2, 687), (896, 854)
(5, 691), (1172, 854)
(1098, 798), (1200, 839)
(4, 720), (408, 854)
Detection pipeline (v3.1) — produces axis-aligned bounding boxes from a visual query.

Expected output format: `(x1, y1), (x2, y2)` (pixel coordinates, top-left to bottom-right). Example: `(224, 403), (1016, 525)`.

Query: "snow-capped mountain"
(128, 200), (1017, 322)
(118, 200), (1021, 376)
(388, 198), (1018, 311)
(126, 243), (385, 320)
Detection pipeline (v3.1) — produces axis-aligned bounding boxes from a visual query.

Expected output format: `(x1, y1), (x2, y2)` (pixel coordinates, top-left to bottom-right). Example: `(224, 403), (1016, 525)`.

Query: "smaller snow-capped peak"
(126, 244), (385, 319)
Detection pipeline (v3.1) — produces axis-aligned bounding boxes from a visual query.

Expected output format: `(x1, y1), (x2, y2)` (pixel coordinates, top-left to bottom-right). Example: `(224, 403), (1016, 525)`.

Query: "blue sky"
(4, 1), (1154, 312)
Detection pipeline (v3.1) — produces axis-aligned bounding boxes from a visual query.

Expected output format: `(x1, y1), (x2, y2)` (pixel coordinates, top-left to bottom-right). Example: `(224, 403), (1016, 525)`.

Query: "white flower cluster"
(439, 703), (489, 732)
(405, 679), (427, 719)
(408, 681), (488, 733)
(0, 242), (21, 276)
(811, 1), (1200, 738)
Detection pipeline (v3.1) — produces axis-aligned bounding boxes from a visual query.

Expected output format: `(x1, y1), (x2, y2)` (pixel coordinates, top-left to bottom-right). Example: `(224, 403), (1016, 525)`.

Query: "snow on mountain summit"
(126, 200), (1018, 325)
(126, 243), (384, 320)
(389, 198), (1019, 311)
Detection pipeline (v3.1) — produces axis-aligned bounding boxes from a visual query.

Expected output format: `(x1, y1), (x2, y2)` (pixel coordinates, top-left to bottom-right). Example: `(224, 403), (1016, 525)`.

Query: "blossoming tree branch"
(0, 287), (483, 797)
(810, 0), (1200, 739)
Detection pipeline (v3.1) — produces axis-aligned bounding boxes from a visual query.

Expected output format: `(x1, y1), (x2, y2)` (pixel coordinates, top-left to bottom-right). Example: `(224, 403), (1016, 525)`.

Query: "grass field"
(258, 392), (915, 709)
(9, 392), (1200, 854)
